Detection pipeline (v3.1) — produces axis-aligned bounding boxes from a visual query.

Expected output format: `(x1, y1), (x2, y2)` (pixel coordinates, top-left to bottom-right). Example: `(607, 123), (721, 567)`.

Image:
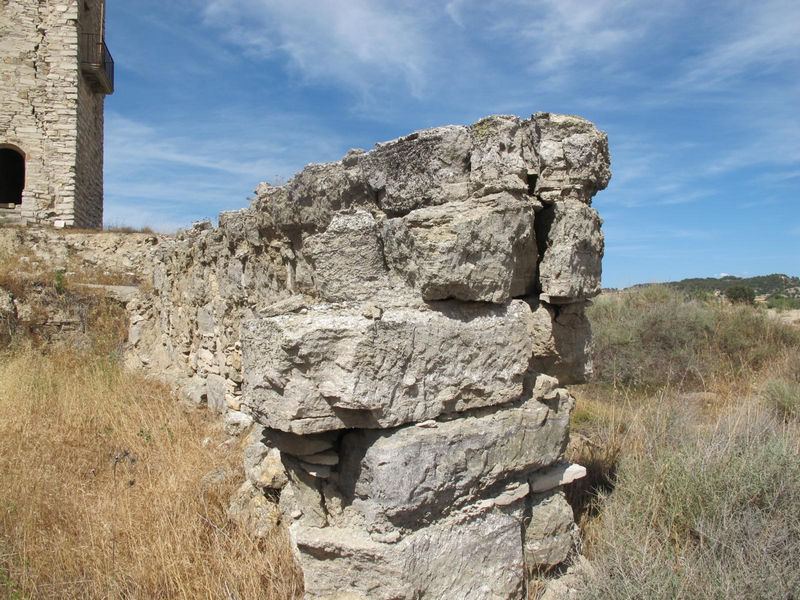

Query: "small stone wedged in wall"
(127, 112), (610, 600)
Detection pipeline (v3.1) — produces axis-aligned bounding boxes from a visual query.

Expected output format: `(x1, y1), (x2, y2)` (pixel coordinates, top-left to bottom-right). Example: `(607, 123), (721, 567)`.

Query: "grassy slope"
(566, 286), (800, 599)
(0, 263), (301, 600)
(3, 250), (799, 599)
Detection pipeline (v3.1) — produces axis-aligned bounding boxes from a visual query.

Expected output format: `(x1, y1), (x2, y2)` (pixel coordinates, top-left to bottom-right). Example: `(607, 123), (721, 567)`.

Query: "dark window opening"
(0, 148), (25, 207)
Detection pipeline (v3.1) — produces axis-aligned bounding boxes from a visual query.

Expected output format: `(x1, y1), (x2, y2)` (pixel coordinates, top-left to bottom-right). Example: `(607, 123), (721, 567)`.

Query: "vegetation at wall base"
(0, 262), (301, 600)
(564, 285), (800, 600)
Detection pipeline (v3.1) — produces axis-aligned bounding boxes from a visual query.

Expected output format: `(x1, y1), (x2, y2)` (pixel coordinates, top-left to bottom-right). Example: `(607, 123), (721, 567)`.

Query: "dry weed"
(0, 346), (301, 600)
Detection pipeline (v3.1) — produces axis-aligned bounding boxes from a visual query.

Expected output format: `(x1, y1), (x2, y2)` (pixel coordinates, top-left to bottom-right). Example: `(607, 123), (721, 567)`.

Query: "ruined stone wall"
(0, 0), (107, 228)
(128, 113), (610, 599)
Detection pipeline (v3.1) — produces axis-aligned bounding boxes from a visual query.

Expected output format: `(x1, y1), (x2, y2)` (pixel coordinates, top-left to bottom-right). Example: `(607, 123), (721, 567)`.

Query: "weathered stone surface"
(206, 373), (227, 414)
(1, 0), (109, 228)
(359, 125), (472, 216)
(530, 462), (588, 494)
(528, 112), (611, 205)
(304, 211), (390, 302)
(524, 490), (578, 568)
(257, 158), (373, 234)
(469, 115), (531, 196)
(243, 300), (537, 433)
(537, 200), (604, 303)
(244, 443), (289, 490)
(337, 395), (570, 529)
(294, 501), (525, 600)
(529, 301), (593, 384)
(227, 481), (282, 539)
(223, 410), (253, 436)
(382, 192), (538, 303)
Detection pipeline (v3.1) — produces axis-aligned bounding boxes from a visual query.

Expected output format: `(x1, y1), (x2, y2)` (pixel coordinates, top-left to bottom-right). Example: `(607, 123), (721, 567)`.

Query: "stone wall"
(128, 113), (610, 599)
(0, 0), (107, 228)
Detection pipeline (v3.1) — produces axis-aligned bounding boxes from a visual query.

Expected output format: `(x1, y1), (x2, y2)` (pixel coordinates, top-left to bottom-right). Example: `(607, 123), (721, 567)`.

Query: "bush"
(589, 286), (800, 390)
(724, 285), (755, 304)
(578, 406), (800, 600)
(767, 294), (800, 311)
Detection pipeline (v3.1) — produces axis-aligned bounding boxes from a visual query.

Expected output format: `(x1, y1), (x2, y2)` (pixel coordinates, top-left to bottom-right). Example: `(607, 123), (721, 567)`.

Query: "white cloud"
(200, 0), (432, 97)
(673, 0), (800, 92)
(445, 0), (466, 26)
(103, 110), (348, 230)
(486, 0), (669, 77)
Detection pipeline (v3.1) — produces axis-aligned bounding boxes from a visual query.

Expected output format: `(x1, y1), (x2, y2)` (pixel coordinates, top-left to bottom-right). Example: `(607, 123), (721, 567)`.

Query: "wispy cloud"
(103, 110), (348, 230)
(200, 0), (432, 97)
(673, 0), (800, 92)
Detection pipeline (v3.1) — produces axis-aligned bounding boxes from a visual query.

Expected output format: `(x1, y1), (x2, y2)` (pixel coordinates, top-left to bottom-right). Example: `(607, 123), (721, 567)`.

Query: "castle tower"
(0, 0), (113, 229)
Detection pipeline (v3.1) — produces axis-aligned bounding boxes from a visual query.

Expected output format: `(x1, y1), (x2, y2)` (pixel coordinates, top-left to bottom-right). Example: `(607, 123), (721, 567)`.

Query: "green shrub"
(579, 406), (800, 600)
(724, 285), (755, 304)
(767, 294), (800, 311)
(589, 286), (800, 390)
(761, 377), (800, 422)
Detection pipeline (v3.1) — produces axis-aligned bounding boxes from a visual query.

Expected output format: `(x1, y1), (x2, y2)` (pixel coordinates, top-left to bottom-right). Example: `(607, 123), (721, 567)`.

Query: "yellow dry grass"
(0, 336), (301, 599)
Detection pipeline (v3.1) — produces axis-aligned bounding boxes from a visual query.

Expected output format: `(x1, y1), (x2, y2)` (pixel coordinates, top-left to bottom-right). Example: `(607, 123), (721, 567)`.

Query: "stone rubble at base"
(126, 113), (611, 599)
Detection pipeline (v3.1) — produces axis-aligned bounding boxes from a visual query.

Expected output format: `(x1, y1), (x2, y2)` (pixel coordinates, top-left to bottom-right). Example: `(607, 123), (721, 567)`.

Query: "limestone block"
(256, 158), (372, 234)
(294, 502), (524, 600)
(226, 481), (281, 539)
(524, 490), (578, 568)
(537, 200), (604, 303)
(530, 462), (587, 493)
(469, 115), (530, 195)
(242, 300), (537, 434)
(262, 428), (338, 457)
(337, 395), (570, 529)
(304, 211), (390, 302)
(528, 112), (611, 204)
(206, 374), (227, 414)
(359, 125), (472, 216)
(244, 443), (289, 490)
(281, 456), (328, 528)
(382, 192), (537, 303)
(529, 301), (593, 384)
(224, 410), (254, 436)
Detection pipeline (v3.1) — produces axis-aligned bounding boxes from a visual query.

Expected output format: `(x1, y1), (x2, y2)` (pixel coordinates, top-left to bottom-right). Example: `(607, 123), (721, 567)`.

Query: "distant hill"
(628, 274), (800, 298)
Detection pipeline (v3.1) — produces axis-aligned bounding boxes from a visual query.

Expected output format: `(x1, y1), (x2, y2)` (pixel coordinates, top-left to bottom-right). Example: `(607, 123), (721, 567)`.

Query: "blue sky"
(103, 0), (799, 289)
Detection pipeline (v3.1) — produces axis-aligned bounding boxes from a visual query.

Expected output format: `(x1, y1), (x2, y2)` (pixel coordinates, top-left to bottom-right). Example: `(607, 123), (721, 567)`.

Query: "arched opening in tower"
(0, 148), (25, 206)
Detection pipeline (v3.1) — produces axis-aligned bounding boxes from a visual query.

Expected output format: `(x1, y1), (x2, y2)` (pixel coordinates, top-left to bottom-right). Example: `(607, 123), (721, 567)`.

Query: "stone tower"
(0, 0), (113, 229)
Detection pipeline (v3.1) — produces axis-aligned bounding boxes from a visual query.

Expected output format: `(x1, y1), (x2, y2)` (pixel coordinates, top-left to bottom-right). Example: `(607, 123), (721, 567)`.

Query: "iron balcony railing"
(79, 33), (114, 94)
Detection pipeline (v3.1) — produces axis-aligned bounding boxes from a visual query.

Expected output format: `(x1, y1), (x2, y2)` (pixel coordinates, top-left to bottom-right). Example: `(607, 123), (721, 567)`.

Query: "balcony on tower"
(79, 33), (114, 95)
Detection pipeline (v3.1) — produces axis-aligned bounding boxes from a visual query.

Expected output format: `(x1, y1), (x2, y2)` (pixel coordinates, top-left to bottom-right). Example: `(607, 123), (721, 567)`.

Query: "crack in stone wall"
(127, 112), (610, 600)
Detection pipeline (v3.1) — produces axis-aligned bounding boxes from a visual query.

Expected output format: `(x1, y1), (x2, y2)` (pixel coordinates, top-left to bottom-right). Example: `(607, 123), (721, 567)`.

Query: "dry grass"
(0, 292), (301, 599)
(559, 286), (800, 599)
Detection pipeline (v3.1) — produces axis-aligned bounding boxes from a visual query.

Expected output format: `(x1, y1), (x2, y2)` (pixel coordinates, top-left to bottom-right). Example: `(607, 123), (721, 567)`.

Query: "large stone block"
(337, 395), (570, 530)
(529, 301), (593, 384)
(242, 300), (537, 433)
(255, 157), (373, 234)
(293, 501), (525, 600)
(528, 112), (611, 205)
(382, 192), (537, 303)
(469, 115), (531, 196)
(537, 200), (604, 303)
(304, 210), (390, 302)
(359, 125), (472, 216)
(524, 490), (578, 568)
